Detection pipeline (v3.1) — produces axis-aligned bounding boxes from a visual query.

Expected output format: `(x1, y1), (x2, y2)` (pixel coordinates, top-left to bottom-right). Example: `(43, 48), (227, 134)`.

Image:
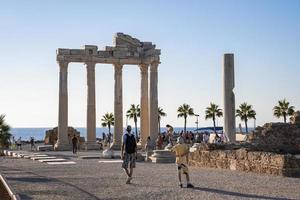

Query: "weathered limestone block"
(150, 150), (176, 163)
(219, 151), (227, 159)
(229, 159), (237, 171)
(57, 48), (70, 55)
(189, 149), (300, 177)
(271, 154), (285, 166)
(247, 122), (300, 154)
(45, 127), (84, 146)
(113, 50), (129, 58)
(236, 148), (248, 160)
(115, 32), (142, 47)
(291, 111), (300, 124)
(97, 51), (112, 58)
(37, 145), (54, 151)
(226, 150), (237, 159)
(70, 50), (84, 55)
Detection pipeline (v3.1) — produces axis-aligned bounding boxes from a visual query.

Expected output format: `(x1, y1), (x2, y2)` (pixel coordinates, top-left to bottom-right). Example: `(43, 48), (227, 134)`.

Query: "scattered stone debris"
(190, 114), (300, 177)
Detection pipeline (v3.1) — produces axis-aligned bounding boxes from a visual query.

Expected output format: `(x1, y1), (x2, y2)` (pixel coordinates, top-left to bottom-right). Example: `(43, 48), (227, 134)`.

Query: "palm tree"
(0, 114), (12, 148)
(205, 103), (223, 133)
(177, 104), (194, 133)
(273, 99), (295, 123)
(126, 104), (140, 138)
(158, 107), (167, 134)
(236, 103), (256, 133)
(101, 112), (114, 136)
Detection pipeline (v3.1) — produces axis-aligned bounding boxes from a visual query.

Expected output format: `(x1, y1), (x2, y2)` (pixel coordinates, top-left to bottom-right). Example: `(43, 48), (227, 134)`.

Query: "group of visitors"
(155, 124), (175, 149)
(102, 132), (112, 147)
(121, 124), (194, 188)
(9, 136), (37, 151)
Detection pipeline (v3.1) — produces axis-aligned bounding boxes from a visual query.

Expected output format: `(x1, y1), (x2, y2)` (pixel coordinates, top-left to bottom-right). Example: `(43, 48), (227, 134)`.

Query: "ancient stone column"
(223, 54), (236, 142)
(55, 61), (71, 150)
(149, 62), (159, 147)
(85, 62), (99, 150)
(140, 64), (149, 148)
(111, 63), (123, 150)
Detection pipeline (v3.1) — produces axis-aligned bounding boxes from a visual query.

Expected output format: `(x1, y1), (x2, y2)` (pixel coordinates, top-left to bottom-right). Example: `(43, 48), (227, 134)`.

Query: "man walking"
(72, 135), (78, 154)
(30, 137), (36, 151)
(171, 137), (194, 188)
(121, 125), (137, 184)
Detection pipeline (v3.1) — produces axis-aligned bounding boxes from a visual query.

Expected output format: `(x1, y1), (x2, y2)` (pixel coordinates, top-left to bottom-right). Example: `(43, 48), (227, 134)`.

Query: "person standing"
(102, 132), (106, 142)
(16, 137), (22, 150)
(30, 137), (36, 151)
(145, 136), (152, 161)
(121, 125), (137, 184)
(171, 137), (194, 188)
(11, 136), (16, 149)
(166, 124), (174, 146)
(156, 134), (163, 150)
(72, 135), (78, 154)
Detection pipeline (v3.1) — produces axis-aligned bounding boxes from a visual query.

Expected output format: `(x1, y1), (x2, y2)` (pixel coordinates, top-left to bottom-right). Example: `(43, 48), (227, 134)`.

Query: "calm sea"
(10, 127), (253, 141)
(10, 127), (197, 141)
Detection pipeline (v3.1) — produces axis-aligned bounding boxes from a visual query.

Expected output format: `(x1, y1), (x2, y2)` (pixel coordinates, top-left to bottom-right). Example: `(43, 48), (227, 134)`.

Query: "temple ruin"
(55, 33), (161, 150)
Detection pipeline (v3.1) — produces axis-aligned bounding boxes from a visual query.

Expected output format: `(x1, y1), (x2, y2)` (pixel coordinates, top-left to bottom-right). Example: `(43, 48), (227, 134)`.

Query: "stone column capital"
(114, 63), (123, 73)
(139, 64), (149, 73)
(85, 62), (96, 67)
(58, 61), (69, 72)
(85, 62), (96, 74)
(150, 62), (159, 72)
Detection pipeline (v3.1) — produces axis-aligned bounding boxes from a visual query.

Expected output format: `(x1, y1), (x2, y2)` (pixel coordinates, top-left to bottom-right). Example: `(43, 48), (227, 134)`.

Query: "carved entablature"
(56, 33), (161, 65)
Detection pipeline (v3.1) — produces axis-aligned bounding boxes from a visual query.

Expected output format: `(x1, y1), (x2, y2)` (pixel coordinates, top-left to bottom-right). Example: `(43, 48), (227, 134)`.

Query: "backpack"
(125, 134), (136, 154)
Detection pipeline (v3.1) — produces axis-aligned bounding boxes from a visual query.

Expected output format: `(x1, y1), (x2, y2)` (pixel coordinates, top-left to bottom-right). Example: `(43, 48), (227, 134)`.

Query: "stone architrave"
(140, 64), (149, 148)
(223, 54), (236, 142)
(149, 62), (159, 147)
(55, 61), (72, 150)
(111, 63), (123, 150)
(85, 62), (99, 150)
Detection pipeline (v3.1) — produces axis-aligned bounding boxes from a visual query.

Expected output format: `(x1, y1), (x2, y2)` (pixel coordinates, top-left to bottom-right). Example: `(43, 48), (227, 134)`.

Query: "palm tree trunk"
(245, 119), (248, 134)
(184, 116), (187, 133)
(108, 124), (111, 135)
(134, 119), (138, 139)
(158, 119), (161, 134)
(213, 115), (216, 133)
(283, 114), (287, 123)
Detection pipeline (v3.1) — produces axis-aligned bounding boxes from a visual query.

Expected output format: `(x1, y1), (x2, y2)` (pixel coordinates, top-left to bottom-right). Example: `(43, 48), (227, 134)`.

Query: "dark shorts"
(122, 152), (136, 169)
(177, 163), (189, 174)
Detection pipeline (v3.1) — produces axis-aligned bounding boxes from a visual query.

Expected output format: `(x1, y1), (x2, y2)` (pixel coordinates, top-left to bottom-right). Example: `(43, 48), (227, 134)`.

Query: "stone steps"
(31, 157), (57, 161)
(39, 158), (67, 163)
(47, 161), (76, 165)
(4, 150), (76, 165)
(98, 160), (123, 163)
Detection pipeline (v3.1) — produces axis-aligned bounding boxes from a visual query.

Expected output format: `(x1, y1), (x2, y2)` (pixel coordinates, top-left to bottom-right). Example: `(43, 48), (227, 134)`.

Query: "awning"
(194, 126), (223, 132)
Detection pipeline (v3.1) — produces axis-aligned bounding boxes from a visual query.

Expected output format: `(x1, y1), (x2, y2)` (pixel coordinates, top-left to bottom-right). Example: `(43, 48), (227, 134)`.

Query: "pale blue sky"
(0, 0), (299, 128)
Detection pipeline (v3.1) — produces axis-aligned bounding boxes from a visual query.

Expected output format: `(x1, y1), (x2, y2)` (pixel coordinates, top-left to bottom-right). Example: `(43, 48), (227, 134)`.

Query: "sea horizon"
(10, 127), (254, 141)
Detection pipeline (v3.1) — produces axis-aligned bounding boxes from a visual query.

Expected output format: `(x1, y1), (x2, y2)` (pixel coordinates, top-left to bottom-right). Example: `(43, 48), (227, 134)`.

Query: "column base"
(54, 142), (72, 151)
(84, 142), (100, 150)
(110, 142), (121, 150)
(137, 142), (144, 150)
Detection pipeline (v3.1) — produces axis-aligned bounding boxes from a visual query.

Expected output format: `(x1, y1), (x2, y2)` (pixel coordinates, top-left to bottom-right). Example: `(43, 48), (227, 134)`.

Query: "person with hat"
(171, 136), (194, 188)
(121, 125), (137, 184)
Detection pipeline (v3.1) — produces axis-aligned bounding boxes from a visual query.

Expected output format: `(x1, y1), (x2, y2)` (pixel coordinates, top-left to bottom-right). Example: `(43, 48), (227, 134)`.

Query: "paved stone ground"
(0, 152), (300, 200)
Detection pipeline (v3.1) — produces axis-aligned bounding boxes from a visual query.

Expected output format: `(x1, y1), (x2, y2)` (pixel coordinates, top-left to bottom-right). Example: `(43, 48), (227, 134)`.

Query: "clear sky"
(0, 0), (299, 128)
